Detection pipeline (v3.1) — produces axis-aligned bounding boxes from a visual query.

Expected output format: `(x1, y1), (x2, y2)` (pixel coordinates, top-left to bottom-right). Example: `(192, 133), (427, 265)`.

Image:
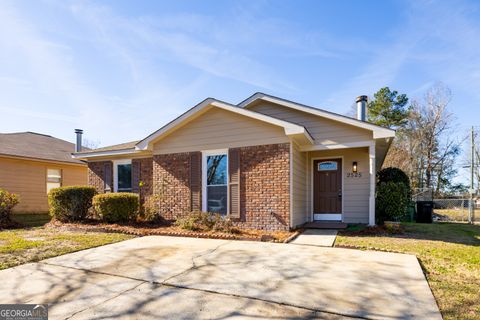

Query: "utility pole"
(469, 126), (475, 224)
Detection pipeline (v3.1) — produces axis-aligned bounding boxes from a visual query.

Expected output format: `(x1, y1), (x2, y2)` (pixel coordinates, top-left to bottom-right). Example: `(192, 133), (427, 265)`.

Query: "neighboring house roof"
(0, 132), (86, 165)
(238, 93), (395, 139)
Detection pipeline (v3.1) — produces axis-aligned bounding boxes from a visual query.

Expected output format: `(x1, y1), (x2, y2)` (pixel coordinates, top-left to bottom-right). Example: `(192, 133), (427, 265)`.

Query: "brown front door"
(313, 159), (342, 214)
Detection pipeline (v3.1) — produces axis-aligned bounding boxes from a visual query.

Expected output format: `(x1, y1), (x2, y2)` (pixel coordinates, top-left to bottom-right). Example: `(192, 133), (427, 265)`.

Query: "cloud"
(0, 1), (200, 145)
(67, 1), (296, 91)
(325, 0), (480, 111)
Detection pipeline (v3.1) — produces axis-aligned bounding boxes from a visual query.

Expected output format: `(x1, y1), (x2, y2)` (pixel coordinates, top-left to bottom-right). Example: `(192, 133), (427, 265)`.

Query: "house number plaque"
(346, 172), (362, 178)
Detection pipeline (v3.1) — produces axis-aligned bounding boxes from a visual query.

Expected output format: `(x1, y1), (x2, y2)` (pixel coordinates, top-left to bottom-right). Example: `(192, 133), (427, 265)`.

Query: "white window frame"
(202, 149), (229, 214)
(46, 168), (62, 194)
(113, 159), (132, 192)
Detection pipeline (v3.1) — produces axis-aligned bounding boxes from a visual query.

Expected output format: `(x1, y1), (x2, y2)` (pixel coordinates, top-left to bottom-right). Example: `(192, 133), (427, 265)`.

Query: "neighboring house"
(0, 132), (88, 213)
(73, 93), (395, 230)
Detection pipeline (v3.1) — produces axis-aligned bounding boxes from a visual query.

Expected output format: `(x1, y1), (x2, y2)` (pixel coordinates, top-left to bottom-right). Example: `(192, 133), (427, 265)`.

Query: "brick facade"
(87, 143), (291, 231)
(237, 143), (290, 231)
(132, 158), (153, 202)
(88, 161), (112, 194)
(88, 158), (152, 201)
(153, 152), (193, 220)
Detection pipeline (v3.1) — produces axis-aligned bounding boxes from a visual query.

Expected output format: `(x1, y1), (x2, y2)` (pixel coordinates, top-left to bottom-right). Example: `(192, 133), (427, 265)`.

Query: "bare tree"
(82, 138), (101, 150)
(383, 83), (460, 195)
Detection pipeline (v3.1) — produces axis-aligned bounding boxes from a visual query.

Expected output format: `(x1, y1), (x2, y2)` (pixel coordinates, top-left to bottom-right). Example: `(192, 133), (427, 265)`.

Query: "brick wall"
(88, 161), (111, 193)
(153, 152), (192, 220)
(132, 158), (153, 202)
(88, 143), (291, 230)
(88, 159), (153, 201)
(237, 143), (290, 231)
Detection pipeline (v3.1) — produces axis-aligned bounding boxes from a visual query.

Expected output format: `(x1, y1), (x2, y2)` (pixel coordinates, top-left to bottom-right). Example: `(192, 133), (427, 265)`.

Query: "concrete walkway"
(291, 229), (338, 246)
(0, 236), (442, 319)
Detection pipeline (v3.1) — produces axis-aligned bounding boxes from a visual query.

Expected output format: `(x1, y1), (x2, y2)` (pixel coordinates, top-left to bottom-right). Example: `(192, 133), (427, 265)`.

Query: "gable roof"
(0, 132), (86, 165)
(73, 92), (396, 160)
(135, 98), (314, 151)
(238, 93), (395, 139)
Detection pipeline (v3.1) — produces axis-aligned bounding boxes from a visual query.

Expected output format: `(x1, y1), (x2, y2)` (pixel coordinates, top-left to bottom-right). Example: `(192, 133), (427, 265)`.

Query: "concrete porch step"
(302, 221), (348, 229)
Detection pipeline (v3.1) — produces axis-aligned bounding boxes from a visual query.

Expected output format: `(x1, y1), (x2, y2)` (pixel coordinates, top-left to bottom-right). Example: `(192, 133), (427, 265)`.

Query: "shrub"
(376, 181), (409, 224)
(0, 188), (20, 224)
(175, 211), (234, 233)
(140, 194), (165, 223)
(48, 186), (97, 222)
(93, 193), (139, 223)
(211, 214), (235, 233)
(377, 167), (411, 197)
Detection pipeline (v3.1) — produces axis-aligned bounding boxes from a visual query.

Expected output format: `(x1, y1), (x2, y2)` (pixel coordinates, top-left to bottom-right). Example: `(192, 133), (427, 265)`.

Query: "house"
(73, 93), (395, 230)
(0, 132), (88, 213)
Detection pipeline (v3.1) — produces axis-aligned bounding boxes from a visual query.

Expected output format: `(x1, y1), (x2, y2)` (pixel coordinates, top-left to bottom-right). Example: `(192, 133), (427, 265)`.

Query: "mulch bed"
(46, 220), (295, 243)
(0, 218), (22, 230)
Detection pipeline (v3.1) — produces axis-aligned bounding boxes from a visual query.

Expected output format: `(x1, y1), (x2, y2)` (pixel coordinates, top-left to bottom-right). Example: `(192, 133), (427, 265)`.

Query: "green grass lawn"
(1, 214), (134, 270)
(336, 222), (480, 320)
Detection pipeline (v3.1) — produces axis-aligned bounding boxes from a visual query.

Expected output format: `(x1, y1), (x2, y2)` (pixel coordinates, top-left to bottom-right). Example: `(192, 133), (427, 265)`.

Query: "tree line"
(364, 83), (465, 196)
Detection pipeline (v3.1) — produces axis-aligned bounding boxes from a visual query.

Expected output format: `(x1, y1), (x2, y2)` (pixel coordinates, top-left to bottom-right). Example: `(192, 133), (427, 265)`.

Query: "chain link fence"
(432, 198), (479, 222)
(413, 188), (479, 222)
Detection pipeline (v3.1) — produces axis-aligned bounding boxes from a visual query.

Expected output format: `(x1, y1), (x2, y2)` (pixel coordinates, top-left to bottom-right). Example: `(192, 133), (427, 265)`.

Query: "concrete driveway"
(0, 236), (441, 319)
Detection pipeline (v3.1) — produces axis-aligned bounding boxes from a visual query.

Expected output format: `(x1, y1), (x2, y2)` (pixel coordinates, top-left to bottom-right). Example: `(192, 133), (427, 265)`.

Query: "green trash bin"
(406, 202), (416, 222)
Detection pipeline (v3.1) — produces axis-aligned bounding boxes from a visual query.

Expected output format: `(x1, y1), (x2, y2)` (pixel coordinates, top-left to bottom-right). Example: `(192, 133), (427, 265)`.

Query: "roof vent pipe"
(356, 95), (368, 121)
(75, 129), (83, 152)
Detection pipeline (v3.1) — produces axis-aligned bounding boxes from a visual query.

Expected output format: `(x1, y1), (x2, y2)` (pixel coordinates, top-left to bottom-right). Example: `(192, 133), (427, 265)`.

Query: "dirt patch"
(46, 220), (294, 242)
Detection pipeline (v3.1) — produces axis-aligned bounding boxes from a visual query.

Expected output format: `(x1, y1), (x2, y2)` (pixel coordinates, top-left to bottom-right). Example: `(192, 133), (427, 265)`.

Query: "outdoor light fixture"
(352, 161), (358, 173)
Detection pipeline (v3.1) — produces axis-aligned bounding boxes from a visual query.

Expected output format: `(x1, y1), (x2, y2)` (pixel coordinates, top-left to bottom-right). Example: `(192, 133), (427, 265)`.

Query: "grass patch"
(0, 227), (134, 270)
(336, 222), (480, 320)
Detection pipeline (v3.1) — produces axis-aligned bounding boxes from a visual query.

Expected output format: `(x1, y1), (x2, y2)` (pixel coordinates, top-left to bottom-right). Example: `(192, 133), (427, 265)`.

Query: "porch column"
(369, 142), (376, 226)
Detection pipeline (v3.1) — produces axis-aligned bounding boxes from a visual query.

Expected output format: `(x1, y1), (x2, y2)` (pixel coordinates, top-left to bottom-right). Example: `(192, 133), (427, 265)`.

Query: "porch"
(291, 143), (383, 228)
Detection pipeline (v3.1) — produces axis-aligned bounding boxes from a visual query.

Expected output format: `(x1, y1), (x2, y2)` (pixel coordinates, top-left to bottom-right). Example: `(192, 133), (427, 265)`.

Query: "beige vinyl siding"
(250, 103), (373, 146)
(153, 107), (289, 154)
(291, 142), (308, 227)
(307, 148), (370, 223)
(0, 157), (87, 213)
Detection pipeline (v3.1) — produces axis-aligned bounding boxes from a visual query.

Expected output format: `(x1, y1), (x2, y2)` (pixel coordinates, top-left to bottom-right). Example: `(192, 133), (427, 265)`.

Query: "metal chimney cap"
(355, 95), (368, 103)
(75, 129), (83, 134)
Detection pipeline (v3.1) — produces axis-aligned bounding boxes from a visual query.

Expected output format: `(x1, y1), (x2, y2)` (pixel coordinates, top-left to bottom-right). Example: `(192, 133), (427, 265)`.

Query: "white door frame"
(310, 156), (344, 221)
(201, 149), (229, 214)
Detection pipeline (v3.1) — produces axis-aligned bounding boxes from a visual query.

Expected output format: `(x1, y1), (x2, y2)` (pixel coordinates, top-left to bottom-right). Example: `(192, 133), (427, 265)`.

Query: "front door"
(313, 159), (342, 220)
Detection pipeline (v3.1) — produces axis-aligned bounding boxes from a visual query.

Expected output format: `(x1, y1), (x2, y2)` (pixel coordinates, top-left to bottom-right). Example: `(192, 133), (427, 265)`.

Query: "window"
(114, 160), (132, 192)
(47, 168), (62, 193)
(204, 152), (228, 215)
(317, 161), (338, 171)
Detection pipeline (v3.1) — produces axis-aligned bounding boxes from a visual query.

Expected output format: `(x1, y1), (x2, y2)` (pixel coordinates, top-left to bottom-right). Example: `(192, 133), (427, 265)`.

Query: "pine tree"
(368, 87), (410, 129)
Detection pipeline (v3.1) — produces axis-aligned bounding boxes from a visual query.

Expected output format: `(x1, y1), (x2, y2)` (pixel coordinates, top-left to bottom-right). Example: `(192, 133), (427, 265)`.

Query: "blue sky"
(1, 0), (479, 153)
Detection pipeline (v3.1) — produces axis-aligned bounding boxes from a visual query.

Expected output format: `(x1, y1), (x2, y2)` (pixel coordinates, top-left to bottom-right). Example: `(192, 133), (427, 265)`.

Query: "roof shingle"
(0, 132), (85, 165)
(73, 140), (139, 155)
